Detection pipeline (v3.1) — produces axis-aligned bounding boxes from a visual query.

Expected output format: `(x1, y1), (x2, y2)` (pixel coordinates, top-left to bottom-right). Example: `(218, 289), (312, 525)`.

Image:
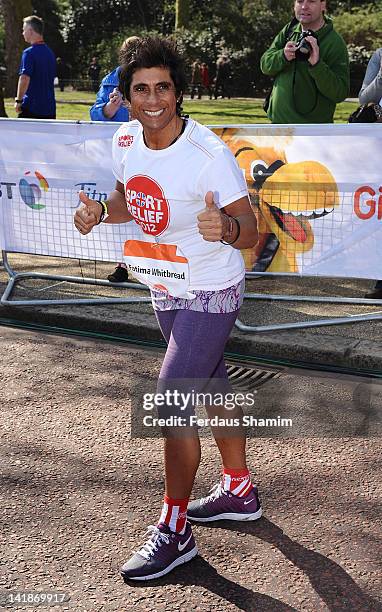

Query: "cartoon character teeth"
(256, 160), (339, 272)
(217, 130), (340, 273)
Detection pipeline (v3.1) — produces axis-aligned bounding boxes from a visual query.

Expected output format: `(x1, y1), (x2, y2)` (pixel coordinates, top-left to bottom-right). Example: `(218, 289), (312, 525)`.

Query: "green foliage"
(242, 0), (292, 26)
(175, 0), (189, 29)
(333, 7), (382, 49)
(94, 29), (143, 78)
(347, 44), (373, 68)
(10, 0), (382, 97)
(32, 0), (66, 57)
(333, 6), (382, 93)
(175, 29), (256, 95)
(64, 0), (166, 74)
(175, 3), (292, 96)
(4, 92), (359, 124)
(328, 0), (380, 14)
(0, 18), (5, 67)
(188, 0), (249, 47)
(65, 0), (162, 48)
(347, 44), (373, 95)
(174, 28), (226, 65)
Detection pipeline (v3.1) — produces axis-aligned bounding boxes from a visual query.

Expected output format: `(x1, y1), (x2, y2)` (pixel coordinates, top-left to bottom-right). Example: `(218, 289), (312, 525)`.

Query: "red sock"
(158, 495), (188, 533)
(222, 468), (254, 497)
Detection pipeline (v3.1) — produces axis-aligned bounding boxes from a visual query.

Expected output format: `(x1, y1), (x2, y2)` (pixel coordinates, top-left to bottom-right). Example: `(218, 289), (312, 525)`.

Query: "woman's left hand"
(197, 191), (227, 241)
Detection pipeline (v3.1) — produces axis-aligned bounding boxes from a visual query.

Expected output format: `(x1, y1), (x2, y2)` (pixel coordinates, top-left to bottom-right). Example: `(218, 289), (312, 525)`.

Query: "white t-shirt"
(112, 118), (248, 295)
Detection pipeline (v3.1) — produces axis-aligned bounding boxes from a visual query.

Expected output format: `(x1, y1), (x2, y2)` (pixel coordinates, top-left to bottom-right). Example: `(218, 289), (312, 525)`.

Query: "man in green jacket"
(260, 0), (349, 124)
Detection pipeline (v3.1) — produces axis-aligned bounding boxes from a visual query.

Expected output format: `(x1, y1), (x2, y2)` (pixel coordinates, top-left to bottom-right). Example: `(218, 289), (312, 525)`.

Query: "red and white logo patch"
(125, 175), (169, 236)
(118, 134), (134, 148)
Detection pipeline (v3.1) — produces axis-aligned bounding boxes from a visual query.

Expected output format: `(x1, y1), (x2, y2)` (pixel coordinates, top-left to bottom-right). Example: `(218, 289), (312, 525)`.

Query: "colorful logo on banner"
(125, 175), (169, 236)
(19, 170), (49, 210)
(218, 129), (340, 273)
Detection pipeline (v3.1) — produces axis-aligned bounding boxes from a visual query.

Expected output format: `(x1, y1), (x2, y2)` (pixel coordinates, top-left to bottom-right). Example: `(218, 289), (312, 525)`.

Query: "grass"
(4, 91), (358, 123)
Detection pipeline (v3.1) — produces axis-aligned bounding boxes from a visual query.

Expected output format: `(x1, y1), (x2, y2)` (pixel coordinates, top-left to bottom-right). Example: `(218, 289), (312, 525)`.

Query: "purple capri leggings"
(155, 309), (238, 381)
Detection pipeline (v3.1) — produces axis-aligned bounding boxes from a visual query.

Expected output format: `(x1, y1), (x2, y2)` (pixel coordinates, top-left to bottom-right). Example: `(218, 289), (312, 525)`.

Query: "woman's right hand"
(109, 87), (123, 107)
(74, 191), (102, 235)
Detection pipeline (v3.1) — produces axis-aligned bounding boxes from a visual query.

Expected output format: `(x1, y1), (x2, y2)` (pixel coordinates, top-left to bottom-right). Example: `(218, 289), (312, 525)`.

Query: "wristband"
(223, 214), (233, 240)
(95, 199), (109, 224)
(15, 98), (23, 104)
(220, 216), (240, 246)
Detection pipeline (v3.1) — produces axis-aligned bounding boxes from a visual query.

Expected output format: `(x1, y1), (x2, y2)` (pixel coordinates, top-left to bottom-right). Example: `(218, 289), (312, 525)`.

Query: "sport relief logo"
(19, 170), (49, 210)
(118, 134), (134, 148)
(125, 175), (169, 236)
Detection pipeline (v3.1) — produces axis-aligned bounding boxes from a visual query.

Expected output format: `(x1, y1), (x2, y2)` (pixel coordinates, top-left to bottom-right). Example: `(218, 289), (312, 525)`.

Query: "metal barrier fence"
(1, 118), (382, 332)
(2, 251), (382, 332)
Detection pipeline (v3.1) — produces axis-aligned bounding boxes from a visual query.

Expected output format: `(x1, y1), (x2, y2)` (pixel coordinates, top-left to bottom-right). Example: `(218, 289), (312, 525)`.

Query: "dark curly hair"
(119, 36), (187, 117)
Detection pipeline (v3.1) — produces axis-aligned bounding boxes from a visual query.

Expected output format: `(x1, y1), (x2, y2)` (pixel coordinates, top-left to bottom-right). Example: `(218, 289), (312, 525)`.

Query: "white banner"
(0, 119), (380, 279)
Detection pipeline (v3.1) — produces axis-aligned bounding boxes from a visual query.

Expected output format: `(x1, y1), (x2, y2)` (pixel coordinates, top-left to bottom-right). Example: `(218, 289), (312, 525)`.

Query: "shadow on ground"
(123, 517), (382, 612)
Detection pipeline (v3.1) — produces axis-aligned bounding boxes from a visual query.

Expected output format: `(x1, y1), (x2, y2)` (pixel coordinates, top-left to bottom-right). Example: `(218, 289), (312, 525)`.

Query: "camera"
(295, 30), (315, 60)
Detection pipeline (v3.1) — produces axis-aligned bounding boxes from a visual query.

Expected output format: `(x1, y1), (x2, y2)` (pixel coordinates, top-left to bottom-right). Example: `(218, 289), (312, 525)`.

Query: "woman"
(201, 62), (212, 99)
(74, 37), (261, 581)
(90, 36), (140, 123)
(359, 48), (382, 107)
(359, 50), (382, 299)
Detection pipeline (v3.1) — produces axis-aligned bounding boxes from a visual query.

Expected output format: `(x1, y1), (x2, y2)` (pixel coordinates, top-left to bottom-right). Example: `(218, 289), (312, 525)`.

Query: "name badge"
(123, 239), (194, 299)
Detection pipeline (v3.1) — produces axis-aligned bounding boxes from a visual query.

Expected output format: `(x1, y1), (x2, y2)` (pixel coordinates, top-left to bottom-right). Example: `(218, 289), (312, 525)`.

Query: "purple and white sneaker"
(120, 521), (198, 581)
(187, 482), (262, 522)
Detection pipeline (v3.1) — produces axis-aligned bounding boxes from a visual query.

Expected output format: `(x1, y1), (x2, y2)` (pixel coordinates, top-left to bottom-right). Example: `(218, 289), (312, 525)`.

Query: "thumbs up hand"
(197, 191), (228, 242)
(74, 191), (102, 235)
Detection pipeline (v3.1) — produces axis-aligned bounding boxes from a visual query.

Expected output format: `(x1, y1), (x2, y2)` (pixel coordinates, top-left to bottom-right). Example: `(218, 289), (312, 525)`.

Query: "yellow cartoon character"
(215, 129), (340, 273)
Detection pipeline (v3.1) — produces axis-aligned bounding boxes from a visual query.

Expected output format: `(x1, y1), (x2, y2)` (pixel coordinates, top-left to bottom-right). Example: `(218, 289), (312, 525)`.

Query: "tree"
(0, 14), (6, 116)
(32, 0), (66, 58)
(328, 1), (380, 13)
(175, 0), (189, 29)
(0, 83), (7, 117)
(64, 0), (164, 75)
(1, 0), (33, 96)
(242, 0), (291, 28)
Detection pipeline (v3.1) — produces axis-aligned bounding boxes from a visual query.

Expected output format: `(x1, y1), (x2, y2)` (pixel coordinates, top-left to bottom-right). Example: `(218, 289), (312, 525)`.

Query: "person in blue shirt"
(90, 37), (139, 123)
(89, 66), (129, 123)
(90, 36), (140, 282)
(15, 15), (56, 119)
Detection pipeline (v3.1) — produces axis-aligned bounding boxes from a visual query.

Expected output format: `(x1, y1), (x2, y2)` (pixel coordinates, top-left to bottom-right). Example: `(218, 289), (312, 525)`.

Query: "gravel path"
(1, 327), (381, 612)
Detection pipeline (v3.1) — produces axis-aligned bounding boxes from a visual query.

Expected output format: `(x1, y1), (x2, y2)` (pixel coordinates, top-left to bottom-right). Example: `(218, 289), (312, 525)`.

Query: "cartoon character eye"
(250, 160), (271, 188)
(250, 160), (268, 180)
(251, 159), (285, 189)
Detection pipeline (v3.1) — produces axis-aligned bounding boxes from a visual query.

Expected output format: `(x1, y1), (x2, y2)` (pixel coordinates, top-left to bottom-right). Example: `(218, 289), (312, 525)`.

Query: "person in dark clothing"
(15, 15), (56, 119)
(88, 57), (101, 93)
(201, 62), (212, 99)
(214, 56), (231, 99)
(190, 60), (202, 99)
(56, 57), (68, 92)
